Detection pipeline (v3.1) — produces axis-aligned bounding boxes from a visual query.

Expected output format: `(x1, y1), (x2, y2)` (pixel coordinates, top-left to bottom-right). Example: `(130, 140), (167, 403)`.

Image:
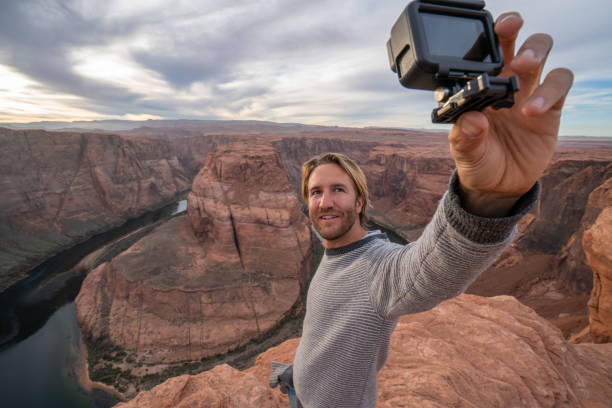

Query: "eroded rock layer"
(76, 144), (311, 369)
(117, 295), (612, 408)
(531, 162), (612, 292)
(584, 205), (612, 343)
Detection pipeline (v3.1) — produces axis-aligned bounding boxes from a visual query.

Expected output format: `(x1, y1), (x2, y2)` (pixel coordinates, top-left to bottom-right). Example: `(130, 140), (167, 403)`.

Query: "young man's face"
(307, 163), (365, 249)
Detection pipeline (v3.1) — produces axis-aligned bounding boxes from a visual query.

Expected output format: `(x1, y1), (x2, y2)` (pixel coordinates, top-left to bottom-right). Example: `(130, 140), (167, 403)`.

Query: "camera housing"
(387, 0), (518, 123)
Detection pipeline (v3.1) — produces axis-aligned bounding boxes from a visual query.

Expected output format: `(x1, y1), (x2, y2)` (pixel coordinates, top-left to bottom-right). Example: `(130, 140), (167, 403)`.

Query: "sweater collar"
(324, 230), (388, 256)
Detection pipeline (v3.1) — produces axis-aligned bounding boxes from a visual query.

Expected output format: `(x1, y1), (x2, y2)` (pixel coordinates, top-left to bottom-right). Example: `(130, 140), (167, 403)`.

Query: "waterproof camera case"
(387, 0), (518, 123)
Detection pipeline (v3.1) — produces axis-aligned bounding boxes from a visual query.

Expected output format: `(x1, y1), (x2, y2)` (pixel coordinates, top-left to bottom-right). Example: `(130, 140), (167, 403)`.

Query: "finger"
(510, 33), (554, 91)
(449, 111), (489, 156)
(522, 68), (574, 116)
(494, 12), (523, 67)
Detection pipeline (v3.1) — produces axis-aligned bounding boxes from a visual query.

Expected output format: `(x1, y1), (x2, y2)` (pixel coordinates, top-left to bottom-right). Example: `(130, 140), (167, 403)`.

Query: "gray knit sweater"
(273, 173), (538, 408)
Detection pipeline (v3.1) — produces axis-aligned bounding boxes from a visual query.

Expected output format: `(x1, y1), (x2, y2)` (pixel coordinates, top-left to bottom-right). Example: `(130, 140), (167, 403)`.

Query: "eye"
(334, 187), (345, 193)
(310, 189), (321, 196)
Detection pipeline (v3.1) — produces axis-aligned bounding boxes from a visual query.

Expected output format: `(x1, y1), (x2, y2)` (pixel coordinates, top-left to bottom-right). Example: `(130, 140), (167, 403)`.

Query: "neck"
(323, 223), (367, 249)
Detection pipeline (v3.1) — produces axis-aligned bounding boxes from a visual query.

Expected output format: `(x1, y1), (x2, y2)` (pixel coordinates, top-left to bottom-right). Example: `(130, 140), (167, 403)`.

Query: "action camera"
(387, 0), (518, 123)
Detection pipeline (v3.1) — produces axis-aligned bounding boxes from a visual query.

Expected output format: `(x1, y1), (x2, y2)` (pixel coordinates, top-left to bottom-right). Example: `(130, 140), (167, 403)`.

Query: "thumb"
(449, 111), (489, 158)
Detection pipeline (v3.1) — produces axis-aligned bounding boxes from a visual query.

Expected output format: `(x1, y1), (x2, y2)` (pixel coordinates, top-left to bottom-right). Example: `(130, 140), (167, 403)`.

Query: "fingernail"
(498, 13), (519, 25)
(528, 96), (545, 111)
(519, 48), (537, 62)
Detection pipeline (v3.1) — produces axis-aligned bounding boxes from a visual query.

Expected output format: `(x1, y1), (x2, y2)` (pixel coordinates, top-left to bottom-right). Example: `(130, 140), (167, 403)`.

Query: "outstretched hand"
(449, 12), (574, 217)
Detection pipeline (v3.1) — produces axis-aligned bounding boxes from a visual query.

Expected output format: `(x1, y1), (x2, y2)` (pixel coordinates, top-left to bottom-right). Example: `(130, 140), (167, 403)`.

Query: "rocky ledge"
(116, 294), (612, 407)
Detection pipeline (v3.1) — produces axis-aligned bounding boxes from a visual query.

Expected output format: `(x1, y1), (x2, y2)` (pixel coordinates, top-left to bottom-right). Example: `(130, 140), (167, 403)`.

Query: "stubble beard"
(311, 203), (359, 242)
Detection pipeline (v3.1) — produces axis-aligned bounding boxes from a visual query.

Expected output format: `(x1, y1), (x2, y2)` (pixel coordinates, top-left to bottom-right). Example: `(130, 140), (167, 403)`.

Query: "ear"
(356, 196), (364, 214)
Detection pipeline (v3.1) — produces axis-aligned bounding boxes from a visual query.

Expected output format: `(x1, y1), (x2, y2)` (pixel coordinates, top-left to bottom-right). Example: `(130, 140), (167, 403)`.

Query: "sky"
(0, 0), (611, 136)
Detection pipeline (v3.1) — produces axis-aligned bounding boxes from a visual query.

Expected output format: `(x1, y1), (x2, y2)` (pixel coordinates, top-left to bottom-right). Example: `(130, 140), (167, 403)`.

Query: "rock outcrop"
(117, 295), (612, 408)
(584, 205), (612, 343)
(519, 161), (612, 292)
(0, 128), (191, 292)
(114, 363), (284, 408)
(75, 144), (311, 394)
(557, 174), (612, 293)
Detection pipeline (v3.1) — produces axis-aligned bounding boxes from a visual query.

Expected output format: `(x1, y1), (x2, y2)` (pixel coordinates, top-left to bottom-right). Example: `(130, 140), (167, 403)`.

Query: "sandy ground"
(75, 335), (125, 401)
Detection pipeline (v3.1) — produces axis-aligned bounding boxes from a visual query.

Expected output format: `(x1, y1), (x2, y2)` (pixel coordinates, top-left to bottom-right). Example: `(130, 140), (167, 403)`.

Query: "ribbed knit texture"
(291, 173), (538, 407)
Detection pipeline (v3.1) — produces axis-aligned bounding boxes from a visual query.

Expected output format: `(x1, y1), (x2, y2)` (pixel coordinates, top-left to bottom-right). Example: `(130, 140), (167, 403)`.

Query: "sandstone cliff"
(116, 294), (612, 408)
(584, 202), (612, 343)
(0, 128), (191, 292)
(75, 144), (311, 396)
(522, 162), (612, 293)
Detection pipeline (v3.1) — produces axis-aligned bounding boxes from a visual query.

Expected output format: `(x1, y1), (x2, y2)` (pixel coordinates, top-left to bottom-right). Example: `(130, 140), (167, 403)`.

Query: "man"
(270, 10), (573, 408)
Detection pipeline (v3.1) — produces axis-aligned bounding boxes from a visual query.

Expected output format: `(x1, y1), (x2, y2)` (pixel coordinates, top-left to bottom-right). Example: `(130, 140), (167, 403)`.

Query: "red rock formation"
(0, 128), (191, 292)
(75, 144), (311, 391)
(117, 295), (612, 408)
(186, 143), (312, 290)
(376, 295), (612, 407)
(519, 161), (612, 292)
(557, 174), (612, 293)
(584, 206), (612, 343)
(114, 364), (284, 408)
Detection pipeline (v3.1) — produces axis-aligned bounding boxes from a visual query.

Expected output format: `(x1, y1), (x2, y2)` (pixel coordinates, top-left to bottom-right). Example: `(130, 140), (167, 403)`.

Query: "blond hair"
(301, 152), (370, 227)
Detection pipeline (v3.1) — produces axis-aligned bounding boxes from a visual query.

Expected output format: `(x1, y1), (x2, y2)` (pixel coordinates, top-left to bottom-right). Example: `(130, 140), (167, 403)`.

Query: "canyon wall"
(584, 199), (612, 343)
(521, 161), (612, 292)
(0, 128), (192, 292)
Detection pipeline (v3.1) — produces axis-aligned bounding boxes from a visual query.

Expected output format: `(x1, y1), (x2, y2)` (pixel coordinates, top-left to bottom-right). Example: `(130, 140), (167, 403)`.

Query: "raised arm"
(371, 12), (573, 320)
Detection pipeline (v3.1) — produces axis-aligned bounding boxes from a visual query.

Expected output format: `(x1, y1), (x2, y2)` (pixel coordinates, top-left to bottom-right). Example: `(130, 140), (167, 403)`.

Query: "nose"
(319, 191), (333, 209)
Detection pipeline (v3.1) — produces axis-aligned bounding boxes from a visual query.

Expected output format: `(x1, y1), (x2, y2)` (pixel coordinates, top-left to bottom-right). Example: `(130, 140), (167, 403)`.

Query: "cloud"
(0, 0), (611, 135)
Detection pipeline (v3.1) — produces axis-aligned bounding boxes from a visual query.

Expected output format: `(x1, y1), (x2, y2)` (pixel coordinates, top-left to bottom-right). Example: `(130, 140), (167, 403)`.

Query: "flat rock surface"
(118, 294), (612, 408)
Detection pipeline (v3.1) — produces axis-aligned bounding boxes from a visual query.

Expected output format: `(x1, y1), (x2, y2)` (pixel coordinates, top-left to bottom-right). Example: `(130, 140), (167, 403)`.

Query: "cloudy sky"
(1, 0), (610, 136)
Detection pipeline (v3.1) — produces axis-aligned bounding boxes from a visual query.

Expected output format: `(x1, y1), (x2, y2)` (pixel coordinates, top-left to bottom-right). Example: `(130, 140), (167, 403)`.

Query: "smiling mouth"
(320, 215), (339, 220)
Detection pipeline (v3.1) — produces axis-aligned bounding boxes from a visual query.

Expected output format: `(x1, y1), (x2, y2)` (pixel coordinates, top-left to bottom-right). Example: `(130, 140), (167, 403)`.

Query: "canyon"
(1, 121), (611, 405)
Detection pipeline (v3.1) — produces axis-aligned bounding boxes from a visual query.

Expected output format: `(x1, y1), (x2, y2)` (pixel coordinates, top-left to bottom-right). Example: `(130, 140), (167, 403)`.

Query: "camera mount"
(387, 0), (519, 123)
(432, 73), (519, 123)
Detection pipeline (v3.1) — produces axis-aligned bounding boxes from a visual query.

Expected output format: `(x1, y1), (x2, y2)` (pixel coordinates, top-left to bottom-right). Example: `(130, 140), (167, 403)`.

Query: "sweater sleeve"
(368, 170), (539, 320)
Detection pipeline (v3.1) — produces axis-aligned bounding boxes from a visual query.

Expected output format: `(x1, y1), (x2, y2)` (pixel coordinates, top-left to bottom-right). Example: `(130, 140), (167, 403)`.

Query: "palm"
(455, 93), (561, 196)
